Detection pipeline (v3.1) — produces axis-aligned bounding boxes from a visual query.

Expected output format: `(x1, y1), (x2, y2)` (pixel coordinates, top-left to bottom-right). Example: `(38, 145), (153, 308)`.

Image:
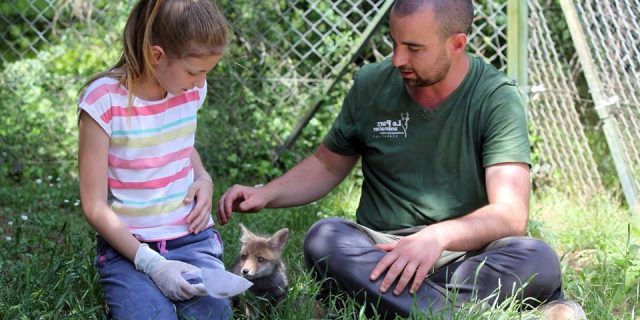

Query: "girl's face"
(154, 51), (222, 96)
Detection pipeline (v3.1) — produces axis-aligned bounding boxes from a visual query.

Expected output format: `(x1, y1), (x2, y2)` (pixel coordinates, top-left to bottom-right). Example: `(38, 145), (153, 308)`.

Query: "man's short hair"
(392, 0), (474, 37)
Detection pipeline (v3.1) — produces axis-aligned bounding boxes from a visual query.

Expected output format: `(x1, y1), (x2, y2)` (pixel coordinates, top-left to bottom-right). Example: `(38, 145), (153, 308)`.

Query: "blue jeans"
(95, 228), (232, 320)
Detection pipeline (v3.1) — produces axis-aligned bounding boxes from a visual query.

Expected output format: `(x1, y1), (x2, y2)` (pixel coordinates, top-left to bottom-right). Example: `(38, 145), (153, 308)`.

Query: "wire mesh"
(2, 0), (633, 200)
(527, 0), (604, 197)
(574, 0), (640, 196)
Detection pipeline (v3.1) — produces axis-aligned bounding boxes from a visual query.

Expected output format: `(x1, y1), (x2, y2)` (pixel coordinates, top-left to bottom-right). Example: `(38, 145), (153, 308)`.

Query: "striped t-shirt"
(78, 76), (213, 241)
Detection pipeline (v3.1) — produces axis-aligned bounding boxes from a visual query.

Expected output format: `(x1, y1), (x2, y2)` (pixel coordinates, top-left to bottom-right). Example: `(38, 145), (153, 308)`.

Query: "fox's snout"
(237, 254), (277, 279)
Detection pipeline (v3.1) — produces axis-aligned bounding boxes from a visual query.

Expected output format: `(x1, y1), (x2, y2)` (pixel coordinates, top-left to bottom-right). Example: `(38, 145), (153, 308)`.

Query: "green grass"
(0, 177), (638, 319)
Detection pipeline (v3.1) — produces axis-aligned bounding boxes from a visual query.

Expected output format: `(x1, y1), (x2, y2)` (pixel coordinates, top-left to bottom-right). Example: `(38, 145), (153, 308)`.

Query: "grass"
(0, 176), (638, 319)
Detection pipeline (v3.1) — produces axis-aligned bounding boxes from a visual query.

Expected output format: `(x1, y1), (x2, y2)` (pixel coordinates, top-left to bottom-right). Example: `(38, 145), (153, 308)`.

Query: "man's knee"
(487, 236), (562, 296)
(303, 217), (349, 263)
(492, 236), (560, 264)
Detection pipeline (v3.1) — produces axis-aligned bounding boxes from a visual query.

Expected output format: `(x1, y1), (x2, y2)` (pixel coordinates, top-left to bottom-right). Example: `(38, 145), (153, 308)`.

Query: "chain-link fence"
(527, 0), (604, 198)
(573, 0), (640, 211)
(1, 0), (638, 207)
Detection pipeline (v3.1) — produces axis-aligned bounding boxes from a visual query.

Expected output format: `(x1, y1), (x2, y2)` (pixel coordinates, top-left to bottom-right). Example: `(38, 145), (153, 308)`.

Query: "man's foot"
(538, 299), (586, 320)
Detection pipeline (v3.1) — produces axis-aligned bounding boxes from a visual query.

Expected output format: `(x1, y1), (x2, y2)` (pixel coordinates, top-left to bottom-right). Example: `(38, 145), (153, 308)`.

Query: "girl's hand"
(184, 177), (214, 234)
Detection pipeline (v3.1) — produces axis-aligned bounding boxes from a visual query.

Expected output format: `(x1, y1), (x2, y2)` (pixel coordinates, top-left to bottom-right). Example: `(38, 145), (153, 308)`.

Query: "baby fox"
(232, 223), (289, 303)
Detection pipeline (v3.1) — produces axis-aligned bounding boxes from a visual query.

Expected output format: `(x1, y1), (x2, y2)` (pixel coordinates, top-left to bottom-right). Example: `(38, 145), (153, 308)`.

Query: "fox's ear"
(239, 223), (256, 243)
(268, 228), (289, 252)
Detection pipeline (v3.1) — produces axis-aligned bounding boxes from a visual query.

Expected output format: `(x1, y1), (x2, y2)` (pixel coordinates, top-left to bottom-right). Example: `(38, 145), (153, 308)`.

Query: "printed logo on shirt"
(372, 112), (410, 138)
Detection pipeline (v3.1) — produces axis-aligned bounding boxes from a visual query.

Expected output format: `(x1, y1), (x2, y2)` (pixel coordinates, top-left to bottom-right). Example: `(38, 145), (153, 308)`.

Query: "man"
(218, 0), (584, 318)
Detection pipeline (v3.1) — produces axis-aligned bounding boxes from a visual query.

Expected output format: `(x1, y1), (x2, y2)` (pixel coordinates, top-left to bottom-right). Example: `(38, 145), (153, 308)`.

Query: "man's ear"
(449, 33), (467, 54)
(150, 45), (165, 64)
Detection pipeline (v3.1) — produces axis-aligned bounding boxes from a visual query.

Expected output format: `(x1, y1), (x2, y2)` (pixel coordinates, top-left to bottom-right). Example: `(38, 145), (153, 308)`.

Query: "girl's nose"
(194, 76), (206, 88)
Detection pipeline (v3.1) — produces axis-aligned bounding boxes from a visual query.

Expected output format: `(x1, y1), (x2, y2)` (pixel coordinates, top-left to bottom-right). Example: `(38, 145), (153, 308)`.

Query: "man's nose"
(391, 46), (407, 68)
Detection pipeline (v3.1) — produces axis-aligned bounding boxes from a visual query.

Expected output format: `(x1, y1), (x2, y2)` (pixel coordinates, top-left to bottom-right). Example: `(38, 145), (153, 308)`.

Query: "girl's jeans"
(95, 227), (232, 320)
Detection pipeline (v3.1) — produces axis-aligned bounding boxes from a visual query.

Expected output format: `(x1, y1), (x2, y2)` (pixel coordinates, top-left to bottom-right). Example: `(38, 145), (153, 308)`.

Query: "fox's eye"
(241, 254), (247, 260)
(257, 256), (265, 263)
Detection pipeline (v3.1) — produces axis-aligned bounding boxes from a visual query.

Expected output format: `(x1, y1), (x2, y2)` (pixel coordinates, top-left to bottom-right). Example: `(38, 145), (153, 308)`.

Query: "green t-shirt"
(323, 55), (531, 232)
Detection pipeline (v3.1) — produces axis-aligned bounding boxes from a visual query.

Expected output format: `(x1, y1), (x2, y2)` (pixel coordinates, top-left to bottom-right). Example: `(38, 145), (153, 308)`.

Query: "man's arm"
(371, 162), (530, 295)
(216, 143), (359, 225)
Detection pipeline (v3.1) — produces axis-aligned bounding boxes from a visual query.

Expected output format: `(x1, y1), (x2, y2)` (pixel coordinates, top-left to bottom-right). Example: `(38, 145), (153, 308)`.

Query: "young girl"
(77, 0), (231, 318)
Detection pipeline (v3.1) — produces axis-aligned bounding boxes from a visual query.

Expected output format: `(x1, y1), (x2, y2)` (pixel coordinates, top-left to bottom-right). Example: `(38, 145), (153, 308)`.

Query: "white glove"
(134, 243), (208, 301)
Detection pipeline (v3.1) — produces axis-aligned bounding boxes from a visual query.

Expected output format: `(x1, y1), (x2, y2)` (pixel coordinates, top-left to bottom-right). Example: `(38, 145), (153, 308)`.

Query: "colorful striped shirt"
(78, 77), (213, 241)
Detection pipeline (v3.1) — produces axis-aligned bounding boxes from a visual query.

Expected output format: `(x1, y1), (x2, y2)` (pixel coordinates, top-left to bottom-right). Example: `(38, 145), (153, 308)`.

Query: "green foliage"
(0, 4), (123, 183)
(0, 180), (105, 318)
(0, 34), (118, 182)
(529, 190), (640, 316)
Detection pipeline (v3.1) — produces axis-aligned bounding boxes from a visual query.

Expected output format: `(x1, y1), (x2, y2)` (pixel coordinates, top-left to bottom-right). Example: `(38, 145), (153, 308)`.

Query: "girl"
(77, 0), (231, 318)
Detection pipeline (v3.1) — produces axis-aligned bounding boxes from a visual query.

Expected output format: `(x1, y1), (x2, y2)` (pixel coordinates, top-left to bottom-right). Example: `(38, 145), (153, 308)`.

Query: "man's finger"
(370, 251), (397, 281)
(225, 188), (242, 215)
(380, 258), (407, 293)
(393, 262), (418, 295)
(375, 242), (396, 252)
(410, 264), (430, 295)
(216, 191), (228, 224)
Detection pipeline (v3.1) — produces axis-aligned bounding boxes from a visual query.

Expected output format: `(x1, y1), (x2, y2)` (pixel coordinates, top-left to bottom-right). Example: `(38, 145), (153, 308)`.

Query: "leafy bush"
(0, 26), (120, 183)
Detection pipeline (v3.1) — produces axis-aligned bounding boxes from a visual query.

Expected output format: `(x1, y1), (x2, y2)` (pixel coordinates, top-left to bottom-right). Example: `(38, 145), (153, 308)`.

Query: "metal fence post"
(507, 0), (528, 89)
(559, 0), (639, 217)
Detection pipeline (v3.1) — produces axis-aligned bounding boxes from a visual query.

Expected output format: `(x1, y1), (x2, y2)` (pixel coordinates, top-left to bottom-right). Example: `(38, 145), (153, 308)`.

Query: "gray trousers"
(303, 217), (563, 319)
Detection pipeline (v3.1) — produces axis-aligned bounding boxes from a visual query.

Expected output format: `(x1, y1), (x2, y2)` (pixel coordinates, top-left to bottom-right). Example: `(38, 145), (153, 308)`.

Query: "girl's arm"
(191, 149), (213, 184)
(184, 149), (214, 233)
(78, 111), (140, 261)
(78, 111), (206, 301)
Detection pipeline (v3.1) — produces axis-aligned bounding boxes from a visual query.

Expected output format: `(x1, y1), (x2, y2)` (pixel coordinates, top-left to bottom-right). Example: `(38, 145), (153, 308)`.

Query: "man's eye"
(408, 46), (421, 52)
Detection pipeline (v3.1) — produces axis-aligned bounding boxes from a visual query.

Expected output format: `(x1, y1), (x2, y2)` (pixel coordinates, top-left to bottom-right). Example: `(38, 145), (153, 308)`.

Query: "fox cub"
(232, 223), (289, 306)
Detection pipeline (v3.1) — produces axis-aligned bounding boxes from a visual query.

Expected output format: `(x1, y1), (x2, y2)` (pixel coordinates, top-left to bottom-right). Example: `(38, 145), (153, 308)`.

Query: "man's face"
(389, 8), (452, 87)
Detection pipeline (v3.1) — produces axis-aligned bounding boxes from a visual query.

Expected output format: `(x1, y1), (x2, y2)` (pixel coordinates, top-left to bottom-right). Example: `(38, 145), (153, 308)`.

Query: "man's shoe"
(538, 299), (587, 320)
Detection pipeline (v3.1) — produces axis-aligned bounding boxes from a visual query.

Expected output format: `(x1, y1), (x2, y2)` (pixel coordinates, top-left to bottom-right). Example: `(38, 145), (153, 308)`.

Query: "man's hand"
(369, 232), (444, 295)
(216, 184), (269, 225)
(184, 177), (214, 234)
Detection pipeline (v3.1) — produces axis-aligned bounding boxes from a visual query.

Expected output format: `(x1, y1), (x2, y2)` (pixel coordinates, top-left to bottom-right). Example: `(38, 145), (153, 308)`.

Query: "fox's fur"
(232, 224), (289, 306)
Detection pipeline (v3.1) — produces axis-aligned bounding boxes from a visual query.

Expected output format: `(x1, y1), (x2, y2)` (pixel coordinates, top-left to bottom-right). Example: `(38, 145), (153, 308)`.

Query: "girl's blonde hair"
(79, 0), (229, 99)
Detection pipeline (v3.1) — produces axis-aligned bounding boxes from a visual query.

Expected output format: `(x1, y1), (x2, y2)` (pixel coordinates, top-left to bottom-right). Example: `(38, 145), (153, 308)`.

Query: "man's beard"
(403, 58), (451, 87)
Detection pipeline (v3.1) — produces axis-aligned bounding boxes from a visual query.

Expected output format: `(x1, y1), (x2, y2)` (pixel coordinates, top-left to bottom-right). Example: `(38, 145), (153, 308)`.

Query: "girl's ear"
(150, 45), (165, 64)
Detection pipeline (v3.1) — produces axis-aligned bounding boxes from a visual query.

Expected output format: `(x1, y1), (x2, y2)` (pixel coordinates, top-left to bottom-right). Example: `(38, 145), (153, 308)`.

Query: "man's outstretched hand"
(216, 184), (268, 225)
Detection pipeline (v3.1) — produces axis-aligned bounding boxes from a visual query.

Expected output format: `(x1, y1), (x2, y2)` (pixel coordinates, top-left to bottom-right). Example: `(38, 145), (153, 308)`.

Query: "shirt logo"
(372, 112), (410, 138)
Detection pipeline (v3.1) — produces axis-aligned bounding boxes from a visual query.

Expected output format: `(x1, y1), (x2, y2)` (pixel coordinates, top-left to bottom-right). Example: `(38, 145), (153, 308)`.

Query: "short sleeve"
(77, 78), (116, 137)
(481, 84), (531, 167)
